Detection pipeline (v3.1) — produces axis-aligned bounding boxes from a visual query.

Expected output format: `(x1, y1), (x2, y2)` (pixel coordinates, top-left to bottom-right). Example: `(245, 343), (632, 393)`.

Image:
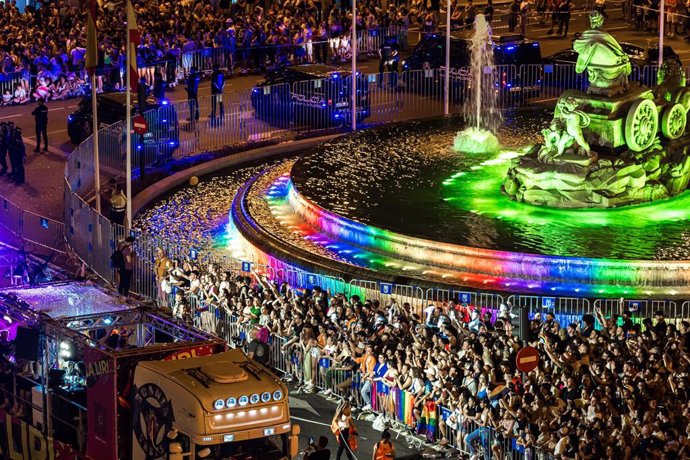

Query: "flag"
(85, 0), (98, 76)
(126, 0), (140, 91)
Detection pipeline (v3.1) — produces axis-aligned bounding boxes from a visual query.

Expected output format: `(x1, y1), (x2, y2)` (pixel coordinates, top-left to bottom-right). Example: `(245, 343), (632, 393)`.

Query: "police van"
(251, 64), (370, 129)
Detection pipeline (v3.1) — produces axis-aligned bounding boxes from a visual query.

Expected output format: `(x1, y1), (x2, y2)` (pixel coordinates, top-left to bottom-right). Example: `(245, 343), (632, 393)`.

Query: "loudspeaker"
(15, 326), (40, 361)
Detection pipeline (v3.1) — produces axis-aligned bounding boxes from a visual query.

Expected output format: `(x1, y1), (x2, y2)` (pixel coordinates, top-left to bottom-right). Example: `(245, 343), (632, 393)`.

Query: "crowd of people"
(149, 246), (690, 459)
(0, 0), (421, 106)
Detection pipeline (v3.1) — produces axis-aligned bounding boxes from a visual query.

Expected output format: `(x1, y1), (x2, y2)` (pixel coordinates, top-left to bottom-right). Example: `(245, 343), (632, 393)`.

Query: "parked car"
(67, 92), (180, 160)
(543, 43), (681, 87)
(251, 64), (370, 128)
(400, 32), (543, 98)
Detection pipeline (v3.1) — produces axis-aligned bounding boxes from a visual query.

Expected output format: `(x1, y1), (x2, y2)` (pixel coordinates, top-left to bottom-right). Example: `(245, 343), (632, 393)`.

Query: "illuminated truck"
(0, 284), (298, 460)
(132, 349), (298, 460)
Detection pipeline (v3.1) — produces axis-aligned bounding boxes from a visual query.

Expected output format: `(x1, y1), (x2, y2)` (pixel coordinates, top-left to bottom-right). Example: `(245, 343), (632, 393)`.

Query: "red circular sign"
(515, 346), (539, 373)
(132, 115), (148, 135)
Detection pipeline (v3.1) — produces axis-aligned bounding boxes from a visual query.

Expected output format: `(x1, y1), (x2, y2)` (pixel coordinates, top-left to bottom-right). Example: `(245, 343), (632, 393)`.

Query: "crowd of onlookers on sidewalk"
(148, 244), (690, 459)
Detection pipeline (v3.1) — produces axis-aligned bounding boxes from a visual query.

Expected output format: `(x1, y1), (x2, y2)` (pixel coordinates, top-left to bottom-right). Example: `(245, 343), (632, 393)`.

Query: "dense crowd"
(0, 0), (420, 106)
(151, 246), (690, 459)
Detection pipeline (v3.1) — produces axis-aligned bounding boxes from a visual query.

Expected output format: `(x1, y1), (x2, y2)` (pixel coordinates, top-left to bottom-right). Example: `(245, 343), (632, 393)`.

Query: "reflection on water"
(292, 117), (690, 261)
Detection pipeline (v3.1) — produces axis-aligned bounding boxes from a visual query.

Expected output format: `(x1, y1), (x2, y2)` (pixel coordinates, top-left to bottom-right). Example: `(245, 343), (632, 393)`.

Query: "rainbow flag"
(395, 390), (415, 426)
(417, 401), (438, 442)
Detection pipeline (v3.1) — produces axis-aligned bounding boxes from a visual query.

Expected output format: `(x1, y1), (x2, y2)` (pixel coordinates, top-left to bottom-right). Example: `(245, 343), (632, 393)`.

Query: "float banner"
(84, 347), (117, 460)
(0, 407), (84, 459)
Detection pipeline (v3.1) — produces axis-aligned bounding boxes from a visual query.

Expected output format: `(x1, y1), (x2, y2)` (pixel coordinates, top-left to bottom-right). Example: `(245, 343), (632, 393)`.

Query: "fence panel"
(21, 211), (65, 253)
(0, 196), (23, 238)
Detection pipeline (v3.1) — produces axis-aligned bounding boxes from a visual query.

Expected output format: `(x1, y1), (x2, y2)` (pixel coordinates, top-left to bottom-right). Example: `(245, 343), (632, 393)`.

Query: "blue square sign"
(241, 262), (251, 272)
(380, 283), (393, 295)
(189, 248), (198, 260)
(307, 274), (317, 285)
(542, 297), (556, 309)
(457, 291), (472, 304)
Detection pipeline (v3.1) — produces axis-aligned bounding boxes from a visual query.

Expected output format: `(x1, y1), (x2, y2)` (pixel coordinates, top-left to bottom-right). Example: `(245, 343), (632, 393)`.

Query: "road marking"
(25, 129), (67, 139)
(289, 396), (321, 416)
(290, 415), (331, 427)
(48, 105), (77, 112)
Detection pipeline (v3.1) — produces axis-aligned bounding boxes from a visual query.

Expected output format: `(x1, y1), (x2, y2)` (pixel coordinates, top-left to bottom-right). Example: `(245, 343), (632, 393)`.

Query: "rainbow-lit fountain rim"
(242, 163), (690, 298)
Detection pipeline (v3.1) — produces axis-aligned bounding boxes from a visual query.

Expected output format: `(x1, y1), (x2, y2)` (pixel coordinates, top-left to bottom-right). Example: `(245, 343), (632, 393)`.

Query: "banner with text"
(84, 347), (117, 460)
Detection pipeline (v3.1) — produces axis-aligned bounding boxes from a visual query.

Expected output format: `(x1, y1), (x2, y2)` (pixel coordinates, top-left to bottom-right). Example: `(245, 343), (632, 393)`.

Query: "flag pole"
(87, 0), (101, 214)
(125, 3), (132, 230)
(91, 74), (101, 214)
(351, 0), (357, 132)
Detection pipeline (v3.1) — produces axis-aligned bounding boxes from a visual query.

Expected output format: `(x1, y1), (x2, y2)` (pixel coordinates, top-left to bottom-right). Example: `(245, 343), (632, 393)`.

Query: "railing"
(0, 195), (65, 254)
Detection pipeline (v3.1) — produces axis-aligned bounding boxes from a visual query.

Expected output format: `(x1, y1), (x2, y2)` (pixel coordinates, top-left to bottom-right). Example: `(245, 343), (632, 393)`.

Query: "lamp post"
(659, 0), (665, 66)
(352, 0), (357, 132)
(444, 0), (451, 116)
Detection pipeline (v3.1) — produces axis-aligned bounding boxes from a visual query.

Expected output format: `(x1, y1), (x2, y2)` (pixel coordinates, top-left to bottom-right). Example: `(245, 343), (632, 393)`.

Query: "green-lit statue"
(574, 11), (631, 96)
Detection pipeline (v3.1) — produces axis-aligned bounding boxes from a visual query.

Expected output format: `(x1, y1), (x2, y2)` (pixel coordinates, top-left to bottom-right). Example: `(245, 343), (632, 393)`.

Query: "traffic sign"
(132, 115), (148, 135)
(516, 346), (539, 373)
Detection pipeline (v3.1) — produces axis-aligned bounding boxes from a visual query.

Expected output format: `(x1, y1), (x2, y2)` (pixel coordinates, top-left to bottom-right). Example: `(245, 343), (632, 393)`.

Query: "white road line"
(290, 415), (331, 427)
(48, 105), (78, 112)
(24, 129), (67, 137)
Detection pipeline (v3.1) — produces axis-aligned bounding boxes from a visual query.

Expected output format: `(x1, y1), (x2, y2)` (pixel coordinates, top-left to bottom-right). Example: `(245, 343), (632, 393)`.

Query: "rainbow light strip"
(246, 166), (690, 297)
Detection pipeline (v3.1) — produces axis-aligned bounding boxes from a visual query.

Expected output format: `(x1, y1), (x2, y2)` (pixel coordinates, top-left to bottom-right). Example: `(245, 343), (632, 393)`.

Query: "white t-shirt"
(554, 437), (568, 455)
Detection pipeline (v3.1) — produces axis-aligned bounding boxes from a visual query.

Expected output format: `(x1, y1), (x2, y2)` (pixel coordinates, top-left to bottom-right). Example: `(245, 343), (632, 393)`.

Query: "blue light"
(532, 42), (539, 47)
(67, 115), (73, 122)
(103, 317), (113, 325)
(331, 73), (339, 79)
(252, 88), (260, 93)
(162, 119), (167, 123)
(136, 145), (142, 150)
(334, 114), (340, 119)
(320, 101), (327, 108)
(160, 98), (169, 105)
(169, 141), (176, 146)
(505, 46), (516, 52)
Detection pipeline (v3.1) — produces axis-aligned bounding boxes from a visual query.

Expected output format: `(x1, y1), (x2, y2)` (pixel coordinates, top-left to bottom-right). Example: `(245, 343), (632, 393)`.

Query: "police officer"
(9, 127), (25, 185)
(31, 98), (49, 153)
(109, 184), (127, 226)
(378, 36), (400, 88)
(210, 63), (225, 125)
(186, 66), (200, 122)
(0, 122), (8, 175)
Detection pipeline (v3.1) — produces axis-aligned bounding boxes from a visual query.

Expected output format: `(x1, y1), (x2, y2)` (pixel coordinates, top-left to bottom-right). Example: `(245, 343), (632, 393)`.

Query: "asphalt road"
(288, 387), (438, 459)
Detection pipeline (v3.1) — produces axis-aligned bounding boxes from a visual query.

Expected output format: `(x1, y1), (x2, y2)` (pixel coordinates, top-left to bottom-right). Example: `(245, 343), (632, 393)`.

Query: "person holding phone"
(304, 436), (331, 460)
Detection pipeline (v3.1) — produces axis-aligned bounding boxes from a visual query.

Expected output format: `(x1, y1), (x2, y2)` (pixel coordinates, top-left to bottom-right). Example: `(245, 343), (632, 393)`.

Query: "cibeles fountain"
(503, 11), (690, 208)
(142, 11), (690, 299)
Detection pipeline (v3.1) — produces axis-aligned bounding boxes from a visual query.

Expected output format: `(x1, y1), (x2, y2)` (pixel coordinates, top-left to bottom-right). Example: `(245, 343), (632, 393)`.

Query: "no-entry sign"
(516, 346), (539, 373)
(132, 115), (148, 135)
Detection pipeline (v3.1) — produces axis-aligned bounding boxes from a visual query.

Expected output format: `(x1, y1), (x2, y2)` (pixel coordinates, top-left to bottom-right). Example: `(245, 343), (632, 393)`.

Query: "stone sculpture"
(573, 11), (631, 96)
(502, 14), (690, 209)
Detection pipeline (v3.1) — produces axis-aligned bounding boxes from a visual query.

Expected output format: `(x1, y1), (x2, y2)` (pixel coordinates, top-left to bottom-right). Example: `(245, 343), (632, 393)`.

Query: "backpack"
(111, 248), (125, 269)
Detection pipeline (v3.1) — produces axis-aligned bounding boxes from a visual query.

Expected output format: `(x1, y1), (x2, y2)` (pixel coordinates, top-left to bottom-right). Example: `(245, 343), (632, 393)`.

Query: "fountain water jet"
(454, 14), (501, 154)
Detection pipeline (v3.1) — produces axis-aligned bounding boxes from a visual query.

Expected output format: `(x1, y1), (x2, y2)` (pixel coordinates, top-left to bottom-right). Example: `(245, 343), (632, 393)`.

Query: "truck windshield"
(197, 435), (287, 460)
